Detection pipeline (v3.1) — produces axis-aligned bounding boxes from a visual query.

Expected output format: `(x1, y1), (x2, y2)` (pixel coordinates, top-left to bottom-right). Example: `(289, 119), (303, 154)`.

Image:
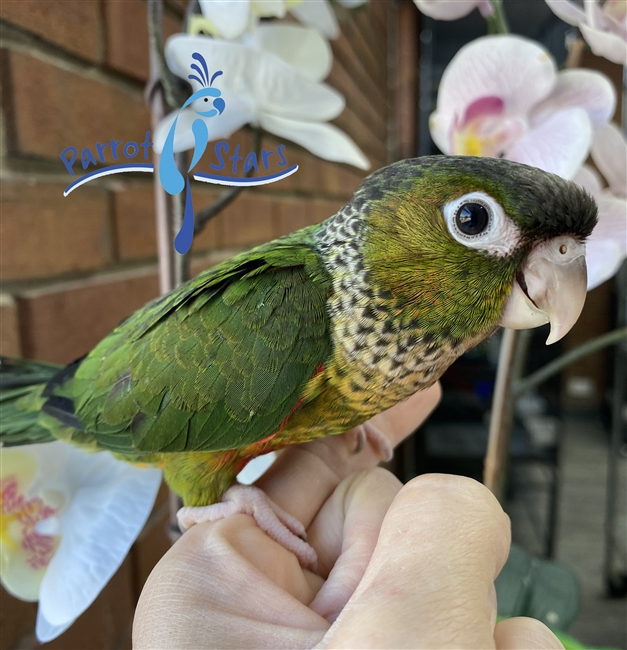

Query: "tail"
(0, 357), (61, 446)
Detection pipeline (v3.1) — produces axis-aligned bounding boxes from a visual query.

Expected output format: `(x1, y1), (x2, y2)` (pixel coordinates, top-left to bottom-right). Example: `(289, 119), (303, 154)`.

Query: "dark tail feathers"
(0, 357), (61, 446)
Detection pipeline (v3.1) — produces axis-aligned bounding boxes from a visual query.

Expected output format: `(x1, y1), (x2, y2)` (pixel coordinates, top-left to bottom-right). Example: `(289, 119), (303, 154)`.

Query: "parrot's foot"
(177, 485), (318, 573)
(354, 421), (394, 462)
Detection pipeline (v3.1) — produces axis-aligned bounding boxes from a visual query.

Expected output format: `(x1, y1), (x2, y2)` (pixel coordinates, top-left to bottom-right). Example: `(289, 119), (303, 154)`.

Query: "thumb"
(319, 474), (510, 649)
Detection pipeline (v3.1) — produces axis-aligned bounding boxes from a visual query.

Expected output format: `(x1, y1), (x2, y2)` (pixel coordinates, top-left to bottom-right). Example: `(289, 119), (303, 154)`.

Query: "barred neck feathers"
(314, 195), (484, 412)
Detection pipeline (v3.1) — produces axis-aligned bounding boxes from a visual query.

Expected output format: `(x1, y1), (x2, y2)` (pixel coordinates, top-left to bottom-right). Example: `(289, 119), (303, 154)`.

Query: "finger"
(134, 518), (328, 649)
(256, 382), (442, 530)
(308, 467), (403, 618)
(319, 474), (511, 649)
(494, 617), (564, 649)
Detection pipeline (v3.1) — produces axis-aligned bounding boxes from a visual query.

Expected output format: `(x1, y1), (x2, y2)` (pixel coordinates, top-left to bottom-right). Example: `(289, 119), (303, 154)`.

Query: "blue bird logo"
(159, 53), (225, 254)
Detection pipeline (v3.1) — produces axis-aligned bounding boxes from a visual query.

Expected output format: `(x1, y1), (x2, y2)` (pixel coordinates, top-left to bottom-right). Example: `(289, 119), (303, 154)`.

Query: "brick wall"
(0, 1), (402, 647)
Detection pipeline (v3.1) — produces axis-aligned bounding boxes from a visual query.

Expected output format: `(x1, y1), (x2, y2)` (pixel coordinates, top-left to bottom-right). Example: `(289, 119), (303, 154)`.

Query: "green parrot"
(1, 156), (596, 570)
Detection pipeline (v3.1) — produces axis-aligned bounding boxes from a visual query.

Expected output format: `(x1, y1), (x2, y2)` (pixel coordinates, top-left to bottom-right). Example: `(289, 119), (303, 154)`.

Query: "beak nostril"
(559, 244), (567, 254)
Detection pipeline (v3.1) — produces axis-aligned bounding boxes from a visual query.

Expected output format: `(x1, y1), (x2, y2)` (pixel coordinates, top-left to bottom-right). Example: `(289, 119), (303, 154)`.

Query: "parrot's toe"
(177, 485), (318, 573)
(353, 421), (394, 462)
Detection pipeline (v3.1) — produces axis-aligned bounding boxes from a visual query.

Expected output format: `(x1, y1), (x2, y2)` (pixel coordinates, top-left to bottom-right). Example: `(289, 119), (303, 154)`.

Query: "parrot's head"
(359, 156), (597, 345)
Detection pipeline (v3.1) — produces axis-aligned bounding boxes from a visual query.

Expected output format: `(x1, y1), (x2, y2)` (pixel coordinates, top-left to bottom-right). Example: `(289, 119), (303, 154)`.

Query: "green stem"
(486, 0), (509, 34)
(513, 327), (627, 397)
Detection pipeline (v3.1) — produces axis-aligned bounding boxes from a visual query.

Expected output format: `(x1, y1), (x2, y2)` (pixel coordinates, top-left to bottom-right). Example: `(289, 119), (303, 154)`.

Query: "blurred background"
(0, 0), (625, 648)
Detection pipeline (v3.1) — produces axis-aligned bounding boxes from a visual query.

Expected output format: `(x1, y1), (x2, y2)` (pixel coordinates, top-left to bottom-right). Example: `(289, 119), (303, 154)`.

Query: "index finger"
(255, 382), (442, 530)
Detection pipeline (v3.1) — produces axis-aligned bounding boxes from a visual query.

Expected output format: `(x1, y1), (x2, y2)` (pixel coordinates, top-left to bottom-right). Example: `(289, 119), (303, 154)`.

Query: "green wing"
(65, 226), (332, 455)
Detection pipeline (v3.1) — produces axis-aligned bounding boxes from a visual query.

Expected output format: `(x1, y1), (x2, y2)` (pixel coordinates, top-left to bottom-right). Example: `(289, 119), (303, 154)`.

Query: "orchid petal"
(259, 113), (370, 169)
(584, 0), (605, 29)
(154, 99), (256, 155)
(573, 164), (604, 198)
(290, 0), (340, 39)
(36, 447), (161, 642)
(603, 0), (627, 39)
(414, 0), (480, 20)
(531, 69), (616, 127)
(236, 452), (277, 485)
(199, 0), (250, 40)
(251, 0), (288, 18)
(0, 449), (61, 602)
(507, 107), (592, 179)
(589, 192), (627, 246)
(429, 112), (451, 153)
(431, 36), (556, 146)
(591, 122), (627, 197)
(586, 238), (625, 289)
(165, 36), (345, 122)
(244, 24), (332, 82)
(580, 21), (627, 65)
(544, 0), (587, 25)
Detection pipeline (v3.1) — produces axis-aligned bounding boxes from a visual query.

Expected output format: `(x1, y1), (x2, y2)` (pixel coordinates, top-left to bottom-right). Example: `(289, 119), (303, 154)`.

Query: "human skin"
(133, 383), (563, 649)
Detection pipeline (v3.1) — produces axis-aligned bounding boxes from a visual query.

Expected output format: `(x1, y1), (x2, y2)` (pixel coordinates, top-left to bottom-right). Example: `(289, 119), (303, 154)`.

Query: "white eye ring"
(442, 191), (521, 257)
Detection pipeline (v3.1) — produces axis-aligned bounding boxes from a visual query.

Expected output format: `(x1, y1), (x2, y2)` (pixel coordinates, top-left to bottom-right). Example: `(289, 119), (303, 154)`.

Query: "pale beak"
(499, 236), (587, 345)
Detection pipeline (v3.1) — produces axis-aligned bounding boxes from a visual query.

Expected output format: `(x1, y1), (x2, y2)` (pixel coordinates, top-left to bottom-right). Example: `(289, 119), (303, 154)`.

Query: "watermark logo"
(61, 53), (298, 254)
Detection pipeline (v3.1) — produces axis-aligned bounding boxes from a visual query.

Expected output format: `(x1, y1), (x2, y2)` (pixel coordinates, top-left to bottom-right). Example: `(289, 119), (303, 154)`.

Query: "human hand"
(133, 383), (562, 649)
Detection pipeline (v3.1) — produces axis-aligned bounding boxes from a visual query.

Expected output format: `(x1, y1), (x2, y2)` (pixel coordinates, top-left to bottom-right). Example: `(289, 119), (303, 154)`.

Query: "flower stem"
(486, 0), (509, 35)
(484, 328), (518, 498)
(514, 327), (627, 397)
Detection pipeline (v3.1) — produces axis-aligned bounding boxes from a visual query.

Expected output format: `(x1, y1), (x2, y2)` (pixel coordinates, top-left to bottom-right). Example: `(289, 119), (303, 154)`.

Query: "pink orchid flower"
(414, 0), (493, 20)
(430, 35), (616, 179)
(546, 0), (627, 66)
(574, 122), (627, 289)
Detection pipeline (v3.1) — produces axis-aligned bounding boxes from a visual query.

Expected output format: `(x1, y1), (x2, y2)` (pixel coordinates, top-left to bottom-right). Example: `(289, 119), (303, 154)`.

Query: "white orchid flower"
(430, 35), (616, 179)
(574, 123), (627, 290)
(546, 0), (627, 66)
(414, 0), (493, 20)
(198, 0), (366, 40)
(153, 30), (370, 170)
(0, 443), (161, 643)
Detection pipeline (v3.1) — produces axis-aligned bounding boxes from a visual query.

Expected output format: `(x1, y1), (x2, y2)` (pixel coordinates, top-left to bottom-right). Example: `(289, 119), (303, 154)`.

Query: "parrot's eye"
(443, 191), (521, 257)
(455, 202), (490, 236)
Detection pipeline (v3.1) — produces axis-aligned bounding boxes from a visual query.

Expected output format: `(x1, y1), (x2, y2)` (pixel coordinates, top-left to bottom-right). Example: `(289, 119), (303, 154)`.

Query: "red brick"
(344, 14), (386, 88)
(274, 197), (310, 238)
(328, 58), (387, 143)
(332, 33), (388, 120)
(0, 1), (102, 62)
(4, 50), (149, 161)
(104, 0), (180, 81)
(318, 160), (345, 198)
(1, 180), (112, 281)
(291, 151), (323, 195)
(0, 294), (22, 357)
(113, 185), (158, 261)
(193, 129), (255, 177)
(17, 270), (159, 363)
(337, 166), (367, 195)
(218, 192), (274, 249)
(190, 187), (225, 252)
(332, 107), (384, 169)
(311, 198), (345, 226)
(114, 183), (236, 261)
